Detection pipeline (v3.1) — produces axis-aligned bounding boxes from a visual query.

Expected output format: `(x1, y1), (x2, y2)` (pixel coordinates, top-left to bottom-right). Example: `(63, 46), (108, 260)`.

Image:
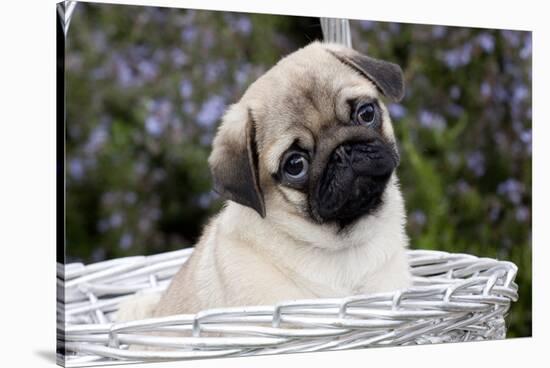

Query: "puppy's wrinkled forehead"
(241, 42), (395, 173)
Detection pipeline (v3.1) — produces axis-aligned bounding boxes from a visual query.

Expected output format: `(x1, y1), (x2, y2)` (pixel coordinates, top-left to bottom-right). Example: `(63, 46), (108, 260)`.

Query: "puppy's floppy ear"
(325, 45), (405, 102)
(208, 104), (266, 217)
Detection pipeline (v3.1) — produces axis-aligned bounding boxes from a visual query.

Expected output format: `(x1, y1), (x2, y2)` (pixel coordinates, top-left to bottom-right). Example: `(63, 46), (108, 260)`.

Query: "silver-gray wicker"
(58, 248), (518, 367)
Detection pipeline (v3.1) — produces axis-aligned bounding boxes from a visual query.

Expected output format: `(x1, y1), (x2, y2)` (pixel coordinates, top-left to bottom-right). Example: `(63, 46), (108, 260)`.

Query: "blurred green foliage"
(65, 3), (531, 337)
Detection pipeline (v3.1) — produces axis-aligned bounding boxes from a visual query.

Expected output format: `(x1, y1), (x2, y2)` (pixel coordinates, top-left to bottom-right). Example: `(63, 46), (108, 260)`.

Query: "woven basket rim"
(58, 248), (519, 367)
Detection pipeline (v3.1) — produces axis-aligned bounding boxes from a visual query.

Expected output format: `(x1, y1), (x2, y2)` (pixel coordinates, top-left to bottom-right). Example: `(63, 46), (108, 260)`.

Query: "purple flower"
(85, 125), (108, 154)
(179, 79), (193, 99)
(197, 95), (226, 127)
(418, 110), (446, 130)
(442, 43), (473, 69)
(359, 20), (374, 31)
(480, 81), (492, 98)
(388, 23), (400, 34)
(446, 103), (464, 118)
(513, 84), (529, 103)
(197, 191), (217, 208)
(170, 48), (188, 67)
(388, 103), (407, 119)
(204, 61), (227, 84)
(181, 27), (197, 43)
(92, 248), (106, 262)
(456, 180), (471, 194)
(477, 33), (495, 53)
(520, 34), (532, 59)
(520, 129), (532, 144)
(183, 101), (195, 114)
(119, 233), (133, 250)
(494, 84), (509, 102)
(137, 60), (158, 81)
(519, 129), (532, 154)
(489, 203), (501, 222)
(466, 151), (486, 177)
(69, 158), (84, 180)
(497, 179), (524, 205)
(234, 63), (252, 86)
(515, 206), (530, 223)
(113, 55), (134, 87)
(410, 210), (426, 226)
(145, 116), (164, 136)
(431, 25), (447, 39)
(97, 219), (110, 233)
(124, 192), (137, 205)
(501, 30), (521, 47)
(110, 212), (124, 228)
(234, 16), (252, 35)
(449, 85), (461, 100)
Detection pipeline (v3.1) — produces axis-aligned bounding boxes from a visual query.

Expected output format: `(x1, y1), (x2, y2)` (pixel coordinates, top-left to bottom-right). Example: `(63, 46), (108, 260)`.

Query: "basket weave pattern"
(58, 249), (518, 366)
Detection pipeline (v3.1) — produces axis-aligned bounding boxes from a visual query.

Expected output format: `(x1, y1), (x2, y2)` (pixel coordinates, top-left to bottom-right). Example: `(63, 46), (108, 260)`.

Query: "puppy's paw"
(115, 291), (162, 323)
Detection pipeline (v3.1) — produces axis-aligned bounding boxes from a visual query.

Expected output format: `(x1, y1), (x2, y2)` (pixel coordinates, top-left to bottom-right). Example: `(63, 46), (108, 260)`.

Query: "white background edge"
(0, 0), (546, 367)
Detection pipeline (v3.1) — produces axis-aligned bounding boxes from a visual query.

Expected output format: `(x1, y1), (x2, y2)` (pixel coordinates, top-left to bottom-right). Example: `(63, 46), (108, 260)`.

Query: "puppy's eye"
(354, 103), (377, 126)
(282, 152), (309, 182)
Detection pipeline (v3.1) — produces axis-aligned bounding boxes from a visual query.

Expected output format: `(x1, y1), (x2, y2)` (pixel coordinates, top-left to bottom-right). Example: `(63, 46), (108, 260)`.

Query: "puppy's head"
(209, 41), (404, 233)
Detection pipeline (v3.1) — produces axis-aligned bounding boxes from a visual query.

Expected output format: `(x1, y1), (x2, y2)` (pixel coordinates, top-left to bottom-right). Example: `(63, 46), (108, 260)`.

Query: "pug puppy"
(118, 41), (411, 321)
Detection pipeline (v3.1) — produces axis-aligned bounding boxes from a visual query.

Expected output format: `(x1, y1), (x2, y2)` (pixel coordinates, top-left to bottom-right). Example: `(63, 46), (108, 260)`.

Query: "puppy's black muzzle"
(314, 139), (398, 225)
(331, 140), (397, 177)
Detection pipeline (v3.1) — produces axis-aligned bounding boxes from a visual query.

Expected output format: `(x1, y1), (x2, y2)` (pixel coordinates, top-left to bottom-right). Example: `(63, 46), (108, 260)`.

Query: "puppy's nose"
(331, 142), (374, 165)
(353, 141), (384, 160)
(332, 144), (351, 165)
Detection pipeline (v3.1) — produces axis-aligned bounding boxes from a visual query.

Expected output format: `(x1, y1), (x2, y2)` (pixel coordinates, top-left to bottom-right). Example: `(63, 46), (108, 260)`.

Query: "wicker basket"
(57, 248), (518, 367)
